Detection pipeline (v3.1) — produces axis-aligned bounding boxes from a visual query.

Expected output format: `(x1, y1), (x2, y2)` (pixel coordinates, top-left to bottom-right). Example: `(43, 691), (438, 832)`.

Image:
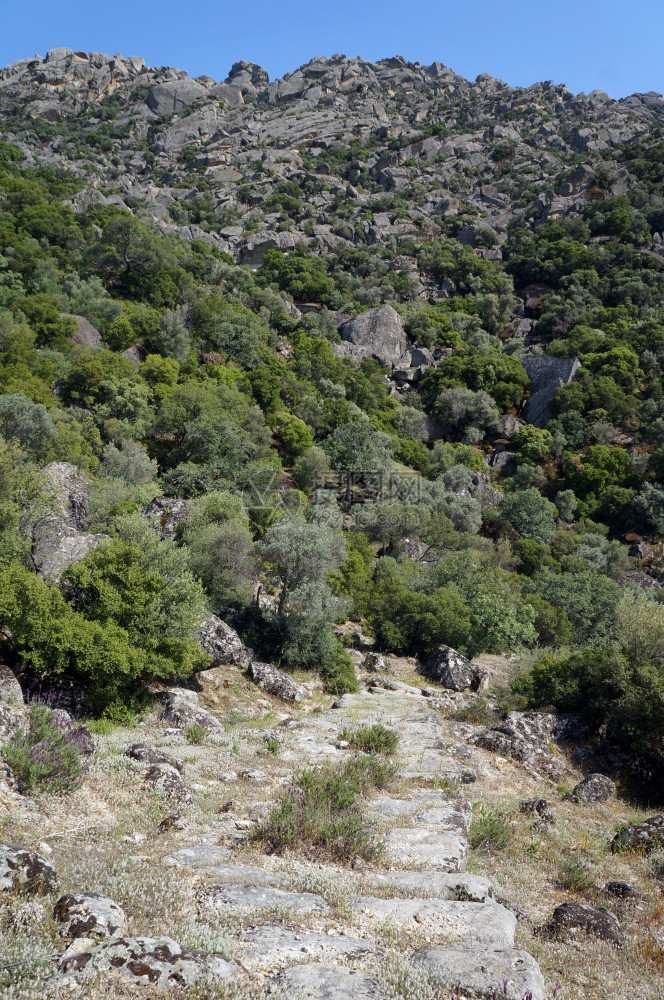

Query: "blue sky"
(1, 0), (661, 99)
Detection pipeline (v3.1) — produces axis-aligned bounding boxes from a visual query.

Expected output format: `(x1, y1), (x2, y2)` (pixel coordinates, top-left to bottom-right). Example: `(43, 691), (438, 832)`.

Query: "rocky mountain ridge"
(2, 46), (663, 266)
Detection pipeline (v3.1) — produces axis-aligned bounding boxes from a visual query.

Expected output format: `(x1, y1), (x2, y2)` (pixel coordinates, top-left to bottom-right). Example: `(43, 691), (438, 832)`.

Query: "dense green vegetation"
(0, 136), (663, 774)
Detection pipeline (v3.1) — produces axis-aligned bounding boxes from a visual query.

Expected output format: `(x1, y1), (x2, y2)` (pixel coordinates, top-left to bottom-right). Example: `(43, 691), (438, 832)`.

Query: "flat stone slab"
(275, 964), (386, 999)
(367, 871), (493, 902)
(383, 827), (467, 872)
(350, 897), (515, 947)
(234, 924), (379, 971)
(163, 844), (231, 868)
(201, 884), (331, 917)
(199, 863), (280, 885)
(413, 944), (545, 1000)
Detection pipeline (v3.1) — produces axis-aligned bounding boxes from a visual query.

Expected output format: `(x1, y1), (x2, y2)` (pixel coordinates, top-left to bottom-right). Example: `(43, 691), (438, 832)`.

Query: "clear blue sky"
(1, 0), (661, 99)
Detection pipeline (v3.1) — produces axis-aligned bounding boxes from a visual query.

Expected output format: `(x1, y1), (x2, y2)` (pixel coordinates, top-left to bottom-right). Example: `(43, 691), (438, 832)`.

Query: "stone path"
(152, 682), (547, 999)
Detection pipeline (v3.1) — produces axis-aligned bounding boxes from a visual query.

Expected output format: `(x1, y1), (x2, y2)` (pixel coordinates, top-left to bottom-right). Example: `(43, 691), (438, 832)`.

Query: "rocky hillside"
(1, 45), (664, 1000)
(2, 48), (663, 263)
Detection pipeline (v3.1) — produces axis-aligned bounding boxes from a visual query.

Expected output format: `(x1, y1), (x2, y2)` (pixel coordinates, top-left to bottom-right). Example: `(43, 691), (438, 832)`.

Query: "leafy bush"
(338, 723), (399, 755)
(558, 858), (594, 893)
(185, 723), (207, 744)
(3, 702), (90, 794)
(252, 755), (395, 863)
(469, 805), (511, 852)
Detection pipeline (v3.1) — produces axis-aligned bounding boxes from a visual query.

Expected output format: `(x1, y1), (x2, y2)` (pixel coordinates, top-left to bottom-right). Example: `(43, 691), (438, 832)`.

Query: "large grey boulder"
(338, 304), (407, 367)
(198, 614), (249, 668)
(59, 935), (243, 988)
(422, 645), (484, 692)
(0, 845), (60, 894)
(65, 314), (102, 347)
(32, 462), (108, 582)
(413, 945), (545, 1000)
(147, 79), (207, 115)
(160, 687), (222, 731)
(54, 892), (126, 939)
(248, 660), (305, 703)
(611, 814), (664, 853)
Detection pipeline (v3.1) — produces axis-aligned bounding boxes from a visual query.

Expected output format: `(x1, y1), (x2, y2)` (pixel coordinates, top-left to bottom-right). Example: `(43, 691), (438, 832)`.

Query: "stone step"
(349, 896), (516, 947)
(275, 964), (385, 999)
(163, 843), (231, 868)
(368, 869), (493, 902)
(383, 825), (468, 872)
(413, 944), (546, 1000)
(233, 924), (379, 971)
(200, 883), (332, 918)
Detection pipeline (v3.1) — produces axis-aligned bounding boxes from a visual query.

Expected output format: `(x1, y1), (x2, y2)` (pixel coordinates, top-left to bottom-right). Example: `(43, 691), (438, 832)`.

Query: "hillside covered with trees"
(1, 48), (664, 780)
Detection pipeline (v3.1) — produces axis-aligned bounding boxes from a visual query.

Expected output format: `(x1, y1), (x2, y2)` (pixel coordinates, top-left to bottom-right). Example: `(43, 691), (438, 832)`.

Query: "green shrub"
(252, 755), (395, 863)
(322, 643), (359, 695)
(185, 723), (207, 744)
(558, 858), (594, 892)
(3, 702), (90, 794)
(469, 805), (511, 852)
(265, 736), (281, 755)
(338, 723), (399, 755)
(454, 698), (495, 725)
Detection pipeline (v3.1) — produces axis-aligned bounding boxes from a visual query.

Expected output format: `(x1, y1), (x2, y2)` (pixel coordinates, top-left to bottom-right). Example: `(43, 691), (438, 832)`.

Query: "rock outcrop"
(422, 645), (485, 691)
(32, 462), (108, 582)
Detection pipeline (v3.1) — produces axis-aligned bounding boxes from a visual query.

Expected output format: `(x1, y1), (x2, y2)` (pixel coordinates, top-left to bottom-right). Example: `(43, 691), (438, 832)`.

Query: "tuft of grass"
(338, 722), (399, 755)
(454, 698), (495, 725)
(185, 723), (207, 744)
(252, 755), (395, 864)
(3, 702), (90, 794)
(558, 857), (595, 892)
(85, 717), (116, 736)
(469, 805), (511, 853)
(264, 736), (281, 755)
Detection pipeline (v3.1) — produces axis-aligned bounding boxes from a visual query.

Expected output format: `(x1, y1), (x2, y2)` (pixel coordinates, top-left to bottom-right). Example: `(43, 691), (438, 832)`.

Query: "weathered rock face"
(160, 687), (223, 730)
(143, 496), (189, 540)
(124, 743), (184, 773)
(0, 664), (23, 706)
(521, 355), (580, 428)
(54, 892), (126, 939)
(422, 645), (484, 692)
(32, 462), (108, 582)
(274, 965), (384, 1000)
(520, 797), (556, 827)
(0, 844), (60, 894)
(147, 79), (208, 115)
(145, 763), (192, 804)
(248, 660), (305, 702)
(0, 702), (23, 740)
(470, 711), (563, 782)
(569, 773), (616, 805)
(59, 935), (244, 988)
(198, 614), (250, 667)
(363, 651), (385, 672)
(544, 902), (624, 945)
(611, 814), (664, 853)
(338, 305), (407, 367)
(65, 314), (102, 347)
